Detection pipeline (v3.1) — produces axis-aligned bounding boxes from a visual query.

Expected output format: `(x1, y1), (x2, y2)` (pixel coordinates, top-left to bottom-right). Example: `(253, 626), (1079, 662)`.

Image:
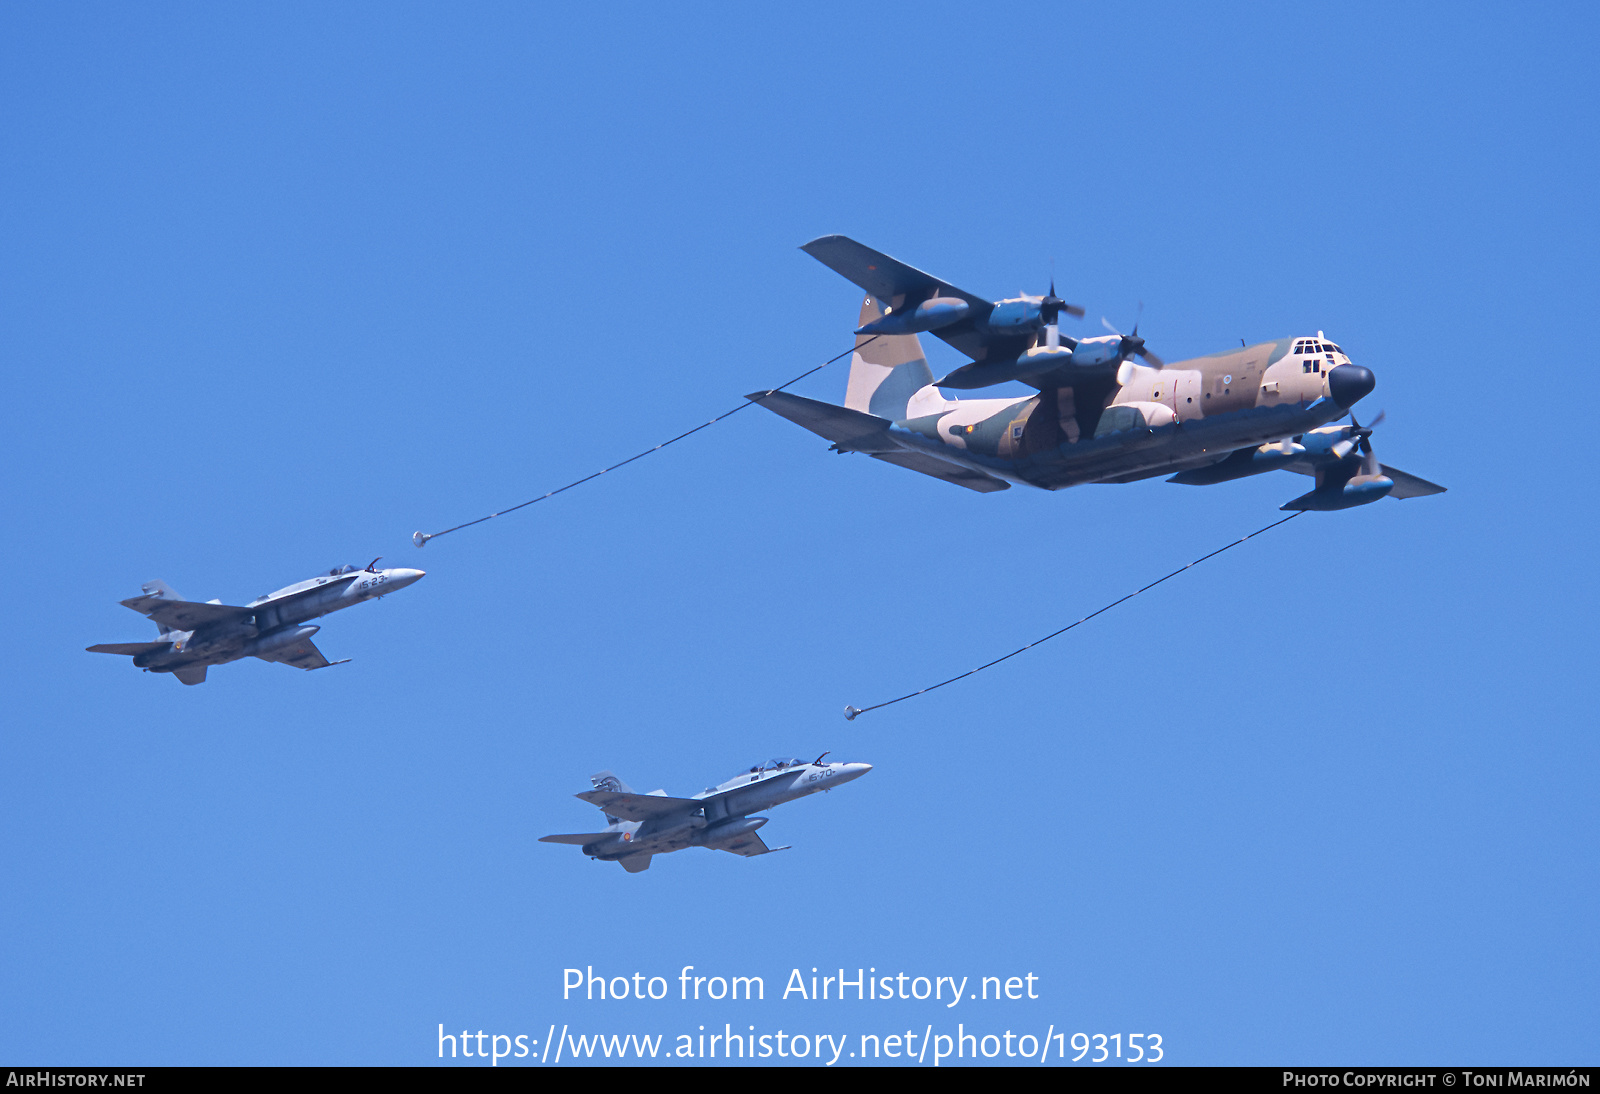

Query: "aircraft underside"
(894, 399), (1343, 492)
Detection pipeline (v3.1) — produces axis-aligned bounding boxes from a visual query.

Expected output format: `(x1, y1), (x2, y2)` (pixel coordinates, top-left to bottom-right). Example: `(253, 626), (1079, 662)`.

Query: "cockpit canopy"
(329, 564), (358, 576)
(736, 757), (808, 778)
(1293, 339), (1342, 356)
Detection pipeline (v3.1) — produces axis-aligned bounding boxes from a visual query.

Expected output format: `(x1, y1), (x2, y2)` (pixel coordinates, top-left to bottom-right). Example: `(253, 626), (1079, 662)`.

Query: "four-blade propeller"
(1039, 277), (1084, 350)
(1039, 278), (1085, 325)
(1101, 307), (1165, 368)
(1334, 410), (1386, 473)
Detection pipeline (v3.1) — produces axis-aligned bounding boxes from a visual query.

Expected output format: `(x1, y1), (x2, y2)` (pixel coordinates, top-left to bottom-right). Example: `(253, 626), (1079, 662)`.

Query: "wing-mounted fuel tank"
(695, 815), (767, 847)
(935, 341), (1117, 390)
(1280, 459), (1394, 510)
(855, 296), (970, 336)
(1168, 441), (1308, 486)
(241, 624), (320, 659)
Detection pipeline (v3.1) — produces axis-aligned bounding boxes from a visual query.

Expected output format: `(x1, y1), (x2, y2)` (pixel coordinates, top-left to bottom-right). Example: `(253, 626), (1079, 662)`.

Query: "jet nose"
(385, 568), (426, 589)
(835, 762), (873, 783)
(1327, 364), (1375, 409)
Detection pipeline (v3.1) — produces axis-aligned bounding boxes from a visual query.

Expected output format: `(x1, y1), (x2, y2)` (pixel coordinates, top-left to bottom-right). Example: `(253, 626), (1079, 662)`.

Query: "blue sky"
(2, 2), (1595, 1066)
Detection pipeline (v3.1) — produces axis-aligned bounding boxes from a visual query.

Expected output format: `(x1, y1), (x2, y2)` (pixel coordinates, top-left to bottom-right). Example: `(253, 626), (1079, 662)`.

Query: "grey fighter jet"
(87, 559), (425, 684)
(541, 755), (871, 873)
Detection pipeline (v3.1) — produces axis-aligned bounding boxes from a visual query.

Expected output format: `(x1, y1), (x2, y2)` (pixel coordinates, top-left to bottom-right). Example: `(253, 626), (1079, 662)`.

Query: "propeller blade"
(1101, 316), (1123, 337)
(1038, 275), (1083, 326)
(1136, 347), (1164, 368)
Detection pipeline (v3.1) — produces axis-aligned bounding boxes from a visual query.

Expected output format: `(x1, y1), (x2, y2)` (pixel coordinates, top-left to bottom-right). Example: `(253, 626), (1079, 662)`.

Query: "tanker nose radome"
(1328, 364), (1375, 408)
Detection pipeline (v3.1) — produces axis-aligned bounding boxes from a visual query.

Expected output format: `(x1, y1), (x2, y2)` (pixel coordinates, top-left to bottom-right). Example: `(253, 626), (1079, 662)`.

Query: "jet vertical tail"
(845, 296), (943, 420)
(589, 770), (633, 825)
(138, 580), (186, 637)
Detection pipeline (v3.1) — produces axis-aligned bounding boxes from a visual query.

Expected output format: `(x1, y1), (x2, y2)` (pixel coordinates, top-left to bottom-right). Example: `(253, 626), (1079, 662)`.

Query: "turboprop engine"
(1280, 413), (1395, 510)
(1169, 441), (1309, 486)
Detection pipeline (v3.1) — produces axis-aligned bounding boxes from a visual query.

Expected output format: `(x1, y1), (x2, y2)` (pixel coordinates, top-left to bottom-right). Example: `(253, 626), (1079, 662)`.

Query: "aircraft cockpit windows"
(732, 758), (809, 781)
(330, 564), (358, 576)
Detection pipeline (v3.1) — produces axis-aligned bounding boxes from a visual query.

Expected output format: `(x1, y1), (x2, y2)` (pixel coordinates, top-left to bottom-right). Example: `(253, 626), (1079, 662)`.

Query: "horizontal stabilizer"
(173, 665), (208, 686)
(870, 450), (1010, 493)
(121, 595), (253, 631)
(746, 391), (896, 453)
(1381, 465), (1447, 499)
(539, 832), (616, 845)
(86, 641), (170, 657)
(576, 789), (703, 821)
(618, 853), (653, 873)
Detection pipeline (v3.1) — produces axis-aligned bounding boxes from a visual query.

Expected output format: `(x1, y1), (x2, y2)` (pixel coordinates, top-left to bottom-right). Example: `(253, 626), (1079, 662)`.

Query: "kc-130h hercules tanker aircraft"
(751, 236), (1444, 512)
(87, 560), (425, 684)
(541, 756), (872, 873)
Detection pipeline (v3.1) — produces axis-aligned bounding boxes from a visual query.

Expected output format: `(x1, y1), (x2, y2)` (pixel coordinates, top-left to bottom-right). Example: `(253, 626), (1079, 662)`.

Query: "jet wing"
(575, 790), (703, 821)
(708, 830), (790, 858)
(1381, 465), (1447, 499)
(120, 596), (253, 630)
(870, 451), (1011, 493)
(746, 391), (897, 453)
(254, 636), (343, 671)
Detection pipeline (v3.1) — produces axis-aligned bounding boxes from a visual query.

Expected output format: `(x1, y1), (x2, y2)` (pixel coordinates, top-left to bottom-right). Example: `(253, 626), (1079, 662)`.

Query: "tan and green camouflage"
(754, 242), (1445, 511)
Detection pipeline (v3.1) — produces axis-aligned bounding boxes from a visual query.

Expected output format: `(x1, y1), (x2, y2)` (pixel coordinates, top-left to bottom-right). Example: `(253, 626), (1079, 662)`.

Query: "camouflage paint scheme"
(752, 237), (1445, 511)
(540, 756), (872, 873)
(86, 562), (426, 684)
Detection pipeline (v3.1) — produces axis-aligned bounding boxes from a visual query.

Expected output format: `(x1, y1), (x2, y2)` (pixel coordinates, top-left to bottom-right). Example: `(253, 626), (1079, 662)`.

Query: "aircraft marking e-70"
(541, 755), (871, 873)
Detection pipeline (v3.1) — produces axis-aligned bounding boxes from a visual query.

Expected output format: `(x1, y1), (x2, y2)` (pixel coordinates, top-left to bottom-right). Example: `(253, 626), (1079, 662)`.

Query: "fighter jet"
(541, 755), (872, 873)
(753, 236), (1445, 511)
(86, 559), (425, 684)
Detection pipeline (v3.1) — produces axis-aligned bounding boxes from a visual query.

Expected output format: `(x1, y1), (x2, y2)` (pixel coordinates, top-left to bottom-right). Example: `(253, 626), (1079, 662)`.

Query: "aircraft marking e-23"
(87, 560), (425, 684)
